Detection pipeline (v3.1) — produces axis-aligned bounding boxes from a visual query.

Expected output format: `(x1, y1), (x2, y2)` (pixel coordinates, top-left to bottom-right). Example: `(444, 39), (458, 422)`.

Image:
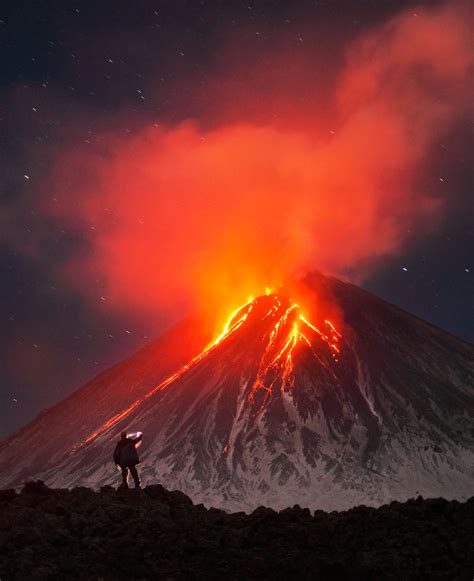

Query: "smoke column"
(44, 0), (471, 326)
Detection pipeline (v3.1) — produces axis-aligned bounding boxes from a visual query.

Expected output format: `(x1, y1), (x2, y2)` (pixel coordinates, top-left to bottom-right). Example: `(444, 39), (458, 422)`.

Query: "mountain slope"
(0, 315), (211, 487)
(0, 273), (473, 511)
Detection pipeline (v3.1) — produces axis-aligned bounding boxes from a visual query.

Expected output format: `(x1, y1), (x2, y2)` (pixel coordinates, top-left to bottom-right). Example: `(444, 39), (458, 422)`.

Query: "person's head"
(120, 431), (127, 440)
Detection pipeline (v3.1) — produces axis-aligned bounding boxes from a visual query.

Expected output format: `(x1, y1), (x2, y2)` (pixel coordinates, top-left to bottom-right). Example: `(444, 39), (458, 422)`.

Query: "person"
(113, 430), (143, 489)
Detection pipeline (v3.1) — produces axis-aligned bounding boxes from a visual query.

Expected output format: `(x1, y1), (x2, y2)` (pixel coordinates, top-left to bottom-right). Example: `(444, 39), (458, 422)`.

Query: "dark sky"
(0, 0), (472, 438)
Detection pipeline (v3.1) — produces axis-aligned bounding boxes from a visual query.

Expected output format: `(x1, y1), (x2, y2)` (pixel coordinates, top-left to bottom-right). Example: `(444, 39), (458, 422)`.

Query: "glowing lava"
(246, 297), (341, 412)
(74, 294), (341, 450)
(74, 297), (255, 449)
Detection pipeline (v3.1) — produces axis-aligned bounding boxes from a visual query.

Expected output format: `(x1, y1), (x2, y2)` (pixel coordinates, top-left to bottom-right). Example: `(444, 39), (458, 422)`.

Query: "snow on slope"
(1, 273), (473, 512)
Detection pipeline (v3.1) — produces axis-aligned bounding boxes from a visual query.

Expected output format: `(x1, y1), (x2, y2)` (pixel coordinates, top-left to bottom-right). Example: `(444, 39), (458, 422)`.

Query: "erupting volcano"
(0, 273), (473, 511)
(77, 294), (342, 449)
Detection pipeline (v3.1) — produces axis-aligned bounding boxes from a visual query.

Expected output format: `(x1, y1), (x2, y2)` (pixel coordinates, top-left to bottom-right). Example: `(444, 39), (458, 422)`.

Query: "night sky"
(0, 0), (472, 438)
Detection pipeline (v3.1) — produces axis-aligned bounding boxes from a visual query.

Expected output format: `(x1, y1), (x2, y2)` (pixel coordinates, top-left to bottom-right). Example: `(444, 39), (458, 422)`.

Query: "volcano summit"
(0, 273), (473, 511)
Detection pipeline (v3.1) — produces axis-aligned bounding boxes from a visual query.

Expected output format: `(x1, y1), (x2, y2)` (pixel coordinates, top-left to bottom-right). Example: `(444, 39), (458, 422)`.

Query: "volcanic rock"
(0, 482), (473, 580)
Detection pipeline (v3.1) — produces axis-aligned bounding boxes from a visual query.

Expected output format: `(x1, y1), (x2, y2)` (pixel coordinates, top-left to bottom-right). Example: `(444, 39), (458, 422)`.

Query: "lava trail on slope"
(76, 294), (342, 448)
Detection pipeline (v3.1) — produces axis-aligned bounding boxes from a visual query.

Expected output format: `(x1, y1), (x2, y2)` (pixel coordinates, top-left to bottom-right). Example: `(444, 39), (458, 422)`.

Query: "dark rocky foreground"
(0, 482), (472, 580)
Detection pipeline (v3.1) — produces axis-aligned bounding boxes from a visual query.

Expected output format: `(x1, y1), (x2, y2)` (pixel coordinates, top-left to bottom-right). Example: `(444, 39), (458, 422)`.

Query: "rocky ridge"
(0, 481), (472, 580)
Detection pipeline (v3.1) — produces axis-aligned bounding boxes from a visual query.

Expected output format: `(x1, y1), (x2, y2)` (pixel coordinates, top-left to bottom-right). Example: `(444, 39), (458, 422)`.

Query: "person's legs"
(119, 465), (129, 488)
(129, 465), (140, 488)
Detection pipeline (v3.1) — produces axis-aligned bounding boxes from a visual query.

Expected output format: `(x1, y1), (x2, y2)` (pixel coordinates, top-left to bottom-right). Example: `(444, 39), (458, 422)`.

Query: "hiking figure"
(113, 431), (143, 489)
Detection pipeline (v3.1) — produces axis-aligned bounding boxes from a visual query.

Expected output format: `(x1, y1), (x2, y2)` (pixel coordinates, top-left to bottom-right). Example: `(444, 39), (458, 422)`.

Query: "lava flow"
(74, 297), (256, 449)
(74, 293), (341, 450)
(246, 295), (341, 412)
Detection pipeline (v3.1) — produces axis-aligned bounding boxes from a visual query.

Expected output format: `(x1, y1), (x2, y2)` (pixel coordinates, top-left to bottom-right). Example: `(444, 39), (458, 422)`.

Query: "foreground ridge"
(0, 481), (472, 580)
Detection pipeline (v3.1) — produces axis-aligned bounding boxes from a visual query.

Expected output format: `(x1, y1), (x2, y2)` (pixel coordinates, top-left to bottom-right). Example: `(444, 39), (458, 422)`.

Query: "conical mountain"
(1, 273), (472, 511)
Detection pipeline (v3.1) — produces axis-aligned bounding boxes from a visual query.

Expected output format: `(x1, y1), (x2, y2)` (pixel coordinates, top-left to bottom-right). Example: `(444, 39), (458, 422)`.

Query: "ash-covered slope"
(0, 273), (473, 511)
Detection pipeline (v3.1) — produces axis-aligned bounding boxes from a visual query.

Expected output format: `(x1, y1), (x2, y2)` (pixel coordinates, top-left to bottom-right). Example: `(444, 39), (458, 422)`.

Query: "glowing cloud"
(45, 1), (471, 326)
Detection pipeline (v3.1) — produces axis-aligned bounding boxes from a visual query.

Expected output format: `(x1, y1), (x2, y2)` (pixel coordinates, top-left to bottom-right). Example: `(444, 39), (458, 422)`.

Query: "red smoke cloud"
(47, 1), (471, 327)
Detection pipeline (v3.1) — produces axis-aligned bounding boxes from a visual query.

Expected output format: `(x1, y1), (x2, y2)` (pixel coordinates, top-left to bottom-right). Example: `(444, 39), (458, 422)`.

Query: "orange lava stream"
(73, 294), (342, 451)
(74, 298), (255, 450)
(247, 304), (341, 413)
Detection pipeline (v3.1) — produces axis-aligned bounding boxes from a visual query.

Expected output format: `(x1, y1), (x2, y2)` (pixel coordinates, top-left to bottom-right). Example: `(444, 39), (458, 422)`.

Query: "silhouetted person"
(113, 431), (143, 489)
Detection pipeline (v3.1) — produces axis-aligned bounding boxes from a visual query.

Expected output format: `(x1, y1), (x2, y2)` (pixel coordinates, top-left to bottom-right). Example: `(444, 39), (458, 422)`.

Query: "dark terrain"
(0, 481), (472, 580)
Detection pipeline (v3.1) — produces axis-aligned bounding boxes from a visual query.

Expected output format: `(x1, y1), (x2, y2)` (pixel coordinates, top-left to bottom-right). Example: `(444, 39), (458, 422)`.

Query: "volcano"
(1, 273), (473, 511)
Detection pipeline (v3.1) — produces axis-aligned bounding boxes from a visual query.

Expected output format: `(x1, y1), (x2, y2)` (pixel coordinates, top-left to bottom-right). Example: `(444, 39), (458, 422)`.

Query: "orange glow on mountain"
(74, 293), (341, 449)
(204, 297), (254, 350)
(247, 300), (340, 412)
(76, 298), (255, 449)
